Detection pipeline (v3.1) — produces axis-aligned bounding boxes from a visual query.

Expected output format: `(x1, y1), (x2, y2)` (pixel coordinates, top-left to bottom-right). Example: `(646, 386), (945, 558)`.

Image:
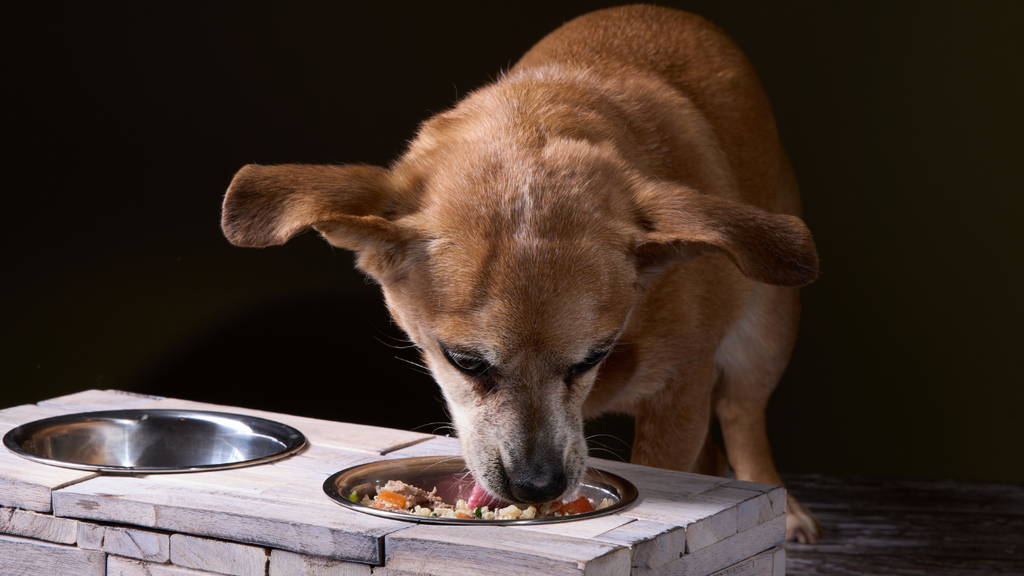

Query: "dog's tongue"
(467, 481), (510, 509)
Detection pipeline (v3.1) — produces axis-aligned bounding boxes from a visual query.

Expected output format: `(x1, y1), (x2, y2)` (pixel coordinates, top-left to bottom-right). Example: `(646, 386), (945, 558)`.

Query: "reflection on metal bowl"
(2, 409), (306, 473)
(323, 455), (638, 525)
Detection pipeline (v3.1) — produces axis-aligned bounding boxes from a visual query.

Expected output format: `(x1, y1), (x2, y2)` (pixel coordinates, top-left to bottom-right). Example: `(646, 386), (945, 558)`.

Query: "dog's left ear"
(632, 181), (818, 287)
(221, 163), (418, 281)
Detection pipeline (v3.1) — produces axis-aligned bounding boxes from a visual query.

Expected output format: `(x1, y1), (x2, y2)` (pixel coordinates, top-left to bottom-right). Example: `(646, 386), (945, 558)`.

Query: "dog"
(221, 5), (822, 542)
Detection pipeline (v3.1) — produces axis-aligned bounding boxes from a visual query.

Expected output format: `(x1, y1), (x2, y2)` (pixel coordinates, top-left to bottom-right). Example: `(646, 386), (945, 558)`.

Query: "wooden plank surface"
(0, 504), (78, 541)
(383, 435), (462, 459)
(783, 474), (1024, 516)
(513, 514), (636, 540)
(385, 524), (631, 576)
(0, 404), (98, 512)
(52, 473), (407, 564)
(0, 533), (105, 576)
(269, 549), (373, 576)
(772, 548), (785, 575)
(590, 458), (726, 499)
(0, 505), (79, 544)
(659, 514), (785, 576)
(706, 548), (778, 576)
(36, 389), (165, 412)
(108, 555), (229, 576)
(78, 522), (170, 562)
(171, 533), (269, 576)
(0, 403), (80, 426)
(593, 520), (686, 576)
(782, 474), (1024, 576)
(591, 457), (774, 557)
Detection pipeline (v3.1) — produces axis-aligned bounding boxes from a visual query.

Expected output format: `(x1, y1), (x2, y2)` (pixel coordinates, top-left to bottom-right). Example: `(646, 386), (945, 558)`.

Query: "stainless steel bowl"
(323, 456), (638, 525)
(3, 409), (306, 473)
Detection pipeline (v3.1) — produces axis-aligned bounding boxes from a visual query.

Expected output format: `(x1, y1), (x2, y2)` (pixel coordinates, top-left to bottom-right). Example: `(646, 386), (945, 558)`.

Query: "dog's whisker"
(585, 433), (631, 462)
(410, 421), (457, 436)
(587, 447), (629, 462)
(393, 356), (432, 376)
(410, 421), (449, 431)
(585, 433), (632, 449)
(373, 336), (420, 350)
(415, 456), (471, 479)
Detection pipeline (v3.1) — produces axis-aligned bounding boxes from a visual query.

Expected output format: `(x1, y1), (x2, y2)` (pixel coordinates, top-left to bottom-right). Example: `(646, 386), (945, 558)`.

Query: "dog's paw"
(785, 493), (822, 544)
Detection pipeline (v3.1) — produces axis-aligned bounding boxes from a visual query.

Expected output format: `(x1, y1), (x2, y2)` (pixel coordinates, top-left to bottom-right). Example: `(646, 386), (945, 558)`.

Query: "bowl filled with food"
(323, 455), (637, 525)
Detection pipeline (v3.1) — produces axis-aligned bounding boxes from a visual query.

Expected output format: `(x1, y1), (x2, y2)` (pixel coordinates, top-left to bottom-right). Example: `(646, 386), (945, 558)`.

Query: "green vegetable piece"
(348, 490), (360, 503)
(474, 506), (482, 519)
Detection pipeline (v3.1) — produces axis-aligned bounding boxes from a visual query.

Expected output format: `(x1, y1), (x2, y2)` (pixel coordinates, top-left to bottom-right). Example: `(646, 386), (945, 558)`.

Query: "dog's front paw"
(785, 494), (822, 544)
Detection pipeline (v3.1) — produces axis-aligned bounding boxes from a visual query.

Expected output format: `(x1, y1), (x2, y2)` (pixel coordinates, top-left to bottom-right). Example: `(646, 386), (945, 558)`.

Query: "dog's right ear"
(631, 180), (819, 287)
(221, 164), (418, 279)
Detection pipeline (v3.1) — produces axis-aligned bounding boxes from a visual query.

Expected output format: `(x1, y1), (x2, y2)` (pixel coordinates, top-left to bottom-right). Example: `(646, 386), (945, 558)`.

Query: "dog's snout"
(509, 465), (567, 503)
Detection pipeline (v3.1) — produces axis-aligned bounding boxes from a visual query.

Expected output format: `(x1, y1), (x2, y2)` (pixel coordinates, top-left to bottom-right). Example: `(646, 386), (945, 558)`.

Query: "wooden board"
(171, 533), (269, 576)
(782, 473), (1024, 576)
(592, 510), (784, 576)
(0, 404), (98, 512)
(706, 548), (781, 576)
(384, 524), (631, 576)
(52, 472), (406, 564)
(36, 389), (165, 412)
(592, 519), (687, 575)
(0, 505), (79, 544)
(108, 555), (228, 576)
(269, 549), (373, 576)
(0, 533), (105, 576)
(78, 521), (170, 562)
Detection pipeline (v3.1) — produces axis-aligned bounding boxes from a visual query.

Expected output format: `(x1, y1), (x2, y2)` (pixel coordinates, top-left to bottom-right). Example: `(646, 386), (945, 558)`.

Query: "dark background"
(4, 1), (1021, 482)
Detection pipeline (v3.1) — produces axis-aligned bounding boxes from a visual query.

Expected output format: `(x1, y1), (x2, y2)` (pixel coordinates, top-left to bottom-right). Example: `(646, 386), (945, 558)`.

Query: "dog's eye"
(442, 347), (491, 378)
(568, 348), (611, 378)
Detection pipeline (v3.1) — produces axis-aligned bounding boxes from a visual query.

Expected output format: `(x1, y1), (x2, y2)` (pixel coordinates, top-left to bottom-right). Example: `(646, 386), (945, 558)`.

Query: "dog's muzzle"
(507, 460), (568, 503)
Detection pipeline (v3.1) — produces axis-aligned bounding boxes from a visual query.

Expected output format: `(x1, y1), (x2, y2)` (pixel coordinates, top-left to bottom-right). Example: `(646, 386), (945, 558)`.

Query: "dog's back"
(515, 5), (798, 216)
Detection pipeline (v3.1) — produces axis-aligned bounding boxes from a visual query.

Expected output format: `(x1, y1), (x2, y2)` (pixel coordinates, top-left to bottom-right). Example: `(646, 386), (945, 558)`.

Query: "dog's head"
(221, 95), (817, 504)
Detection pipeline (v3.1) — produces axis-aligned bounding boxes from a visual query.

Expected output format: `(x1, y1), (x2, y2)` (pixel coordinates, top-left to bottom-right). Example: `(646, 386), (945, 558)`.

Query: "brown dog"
(222, 5), (822, 542)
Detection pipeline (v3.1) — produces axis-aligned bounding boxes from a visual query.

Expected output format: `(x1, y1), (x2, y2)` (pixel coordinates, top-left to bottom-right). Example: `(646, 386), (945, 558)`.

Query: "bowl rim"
(323, 455), (639, 525)
(2, 408), (307, 474)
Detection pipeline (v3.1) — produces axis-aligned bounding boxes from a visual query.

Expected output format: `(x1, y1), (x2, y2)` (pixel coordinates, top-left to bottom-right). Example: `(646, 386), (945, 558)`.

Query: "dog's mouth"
(467, 479), (511, 509)
(465, 452), (577, 509)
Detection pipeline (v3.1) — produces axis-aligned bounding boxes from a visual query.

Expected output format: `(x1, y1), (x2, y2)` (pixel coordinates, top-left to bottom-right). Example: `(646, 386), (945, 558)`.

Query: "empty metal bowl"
(323, 455), (638, 524)
(3, 409), (306, 473)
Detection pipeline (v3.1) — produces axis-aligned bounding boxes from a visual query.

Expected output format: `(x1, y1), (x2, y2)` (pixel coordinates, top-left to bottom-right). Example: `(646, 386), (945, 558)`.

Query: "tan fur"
(221, 5), (822, 542)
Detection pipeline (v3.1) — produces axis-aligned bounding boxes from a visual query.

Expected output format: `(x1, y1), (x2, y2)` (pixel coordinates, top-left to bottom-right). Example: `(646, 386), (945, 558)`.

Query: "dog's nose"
(508, 466), (567, 503)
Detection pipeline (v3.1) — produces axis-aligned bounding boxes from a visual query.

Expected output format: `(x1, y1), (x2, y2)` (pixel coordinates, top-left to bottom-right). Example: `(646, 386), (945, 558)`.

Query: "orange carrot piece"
(376, 489), (408, 509)
(561, 496), (595, 515)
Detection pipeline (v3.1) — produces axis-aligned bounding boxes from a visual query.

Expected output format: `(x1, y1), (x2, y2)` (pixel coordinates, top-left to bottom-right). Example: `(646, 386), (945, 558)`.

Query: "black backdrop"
(4, 1), (1022, 481)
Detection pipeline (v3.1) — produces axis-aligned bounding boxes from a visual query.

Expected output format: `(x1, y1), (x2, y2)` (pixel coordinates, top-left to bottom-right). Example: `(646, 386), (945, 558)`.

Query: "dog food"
(358, 480), (613, 520)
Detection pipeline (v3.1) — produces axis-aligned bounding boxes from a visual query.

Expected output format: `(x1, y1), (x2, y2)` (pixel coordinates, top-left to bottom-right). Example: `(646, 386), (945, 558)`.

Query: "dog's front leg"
(713, 284), (823, 543)
(630, 360), (716, 473)
(716, 393), (822, 543)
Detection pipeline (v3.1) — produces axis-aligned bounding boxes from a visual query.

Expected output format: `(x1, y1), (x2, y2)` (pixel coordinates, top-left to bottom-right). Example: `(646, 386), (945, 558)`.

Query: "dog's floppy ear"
(632, 181), (818, 287)
(222, 163), (413, 248)
(222, 163), (418, 280)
